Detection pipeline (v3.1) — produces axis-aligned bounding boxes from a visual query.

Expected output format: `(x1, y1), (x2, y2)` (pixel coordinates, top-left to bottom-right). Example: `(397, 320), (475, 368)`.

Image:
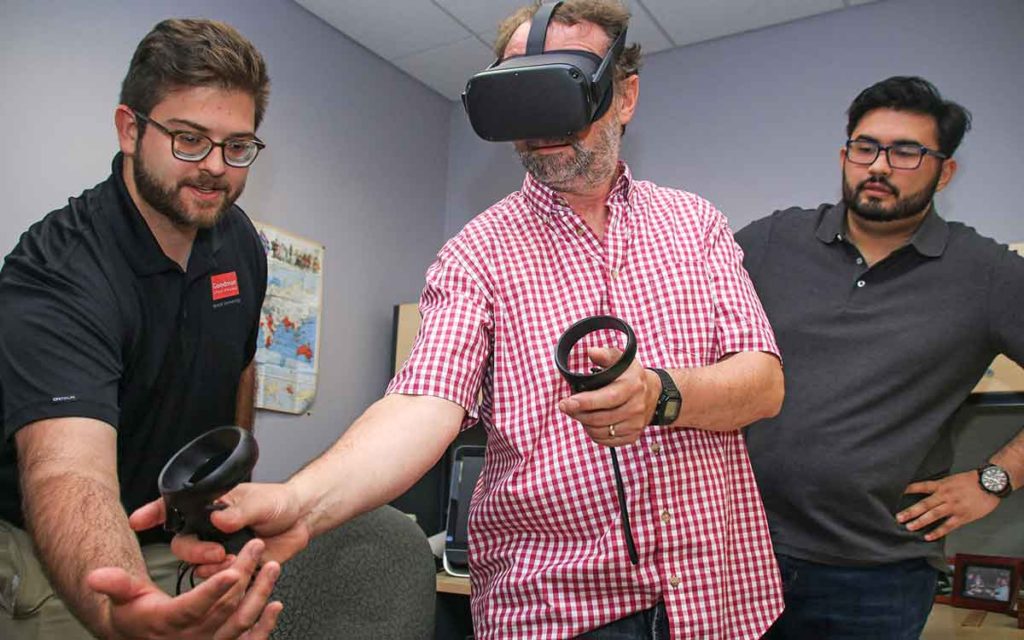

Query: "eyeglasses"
(845, 138), (947, 170)
(133, 110), (265, 168)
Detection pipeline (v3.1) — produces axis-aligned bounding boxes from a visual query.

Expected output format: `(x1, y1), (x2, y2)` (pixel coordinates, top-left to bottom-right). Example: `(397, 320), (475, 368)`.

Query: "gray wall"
(1, 0), (452, 481)
(444, 0), (1024, 556)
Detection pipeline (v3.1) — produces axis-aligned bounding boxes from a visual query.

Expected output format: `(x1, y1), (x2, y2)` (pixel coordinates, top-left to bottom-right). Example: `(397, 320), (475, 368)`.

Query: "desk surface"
(433, 580), (1022, 637)
(922, 604), (1023, 638)
(436, 572), (471, 596)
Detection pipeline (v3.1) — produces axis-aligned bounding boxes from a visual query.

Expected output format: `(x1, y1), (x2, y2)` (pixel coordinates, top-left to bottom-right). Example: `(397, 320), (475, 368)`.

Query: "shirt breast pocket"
(631, 258), (716, 368)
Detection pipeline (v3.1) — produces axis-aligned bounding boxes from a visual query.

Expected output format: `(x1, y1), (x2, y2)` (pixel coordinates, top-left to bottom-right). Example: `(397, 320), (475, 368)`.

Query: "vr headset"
(461, 0), (626, 142)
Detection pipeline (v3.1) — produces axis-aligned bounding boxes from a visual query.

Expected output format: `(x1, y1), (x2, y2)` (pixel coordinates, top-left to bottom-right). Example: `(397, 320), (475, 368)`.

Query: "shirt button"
(610, 269), (619, 279)
(661, 509), (671, 523)
(575, 227), (586, 236)
(650, 443), (662, 455)
(669, 576), (681, 588)
(856, 257), (864, 265)
(856, 280), (866, 288)
(836, 233), (843, 241)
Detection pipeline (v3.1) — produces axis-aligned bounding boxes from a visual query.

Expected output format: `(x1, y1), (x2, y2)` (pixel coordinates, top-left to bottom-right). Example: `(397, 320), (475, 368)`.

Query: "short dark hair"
(494, 0), (642, 85)
(120, 18), (270, 129)
(846, 76), (971, 156)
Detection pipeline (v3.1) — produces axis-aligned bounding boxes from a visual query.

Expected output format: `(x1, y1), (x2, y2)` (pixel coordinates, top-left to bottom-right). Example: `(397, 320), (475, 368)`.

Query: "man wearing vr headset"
(0, 18), (280, 640)
(137, 2), (784, 638)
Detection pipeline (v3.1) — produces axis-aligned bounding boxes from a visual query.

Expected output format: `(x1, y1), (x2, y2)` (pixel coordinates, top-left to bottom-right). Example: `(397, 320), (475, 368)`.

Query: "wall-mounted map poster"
(253, 222), (324, 414)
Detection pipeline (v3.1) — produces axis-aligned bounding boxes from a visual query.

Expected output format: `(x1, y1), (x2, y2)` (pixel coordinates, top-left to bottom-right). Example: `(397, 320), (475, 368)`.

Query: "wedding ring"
(608, 424), (617, 438)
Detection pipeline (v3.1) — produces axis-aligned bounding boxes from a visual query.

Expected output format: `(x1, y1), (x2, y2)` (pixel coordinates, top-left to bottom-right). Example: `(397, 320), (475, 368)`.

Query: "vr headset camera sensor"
(462, 0), (627, 142)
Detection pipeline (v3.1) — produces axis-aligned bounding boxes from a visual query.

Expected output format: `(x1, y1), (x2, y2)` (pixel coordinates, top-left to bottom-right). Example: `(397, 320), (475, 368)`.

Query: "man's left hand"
(557, 347), (660, 448)
(897, 471), (1000, 541)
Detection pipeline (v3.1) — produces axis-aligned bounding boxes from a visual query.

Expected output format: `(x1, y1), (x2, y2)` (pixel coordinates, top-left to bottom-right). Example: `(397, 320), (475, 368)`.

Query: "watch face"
(665, 398), (682, 420)
(981, 466), (1009, 493)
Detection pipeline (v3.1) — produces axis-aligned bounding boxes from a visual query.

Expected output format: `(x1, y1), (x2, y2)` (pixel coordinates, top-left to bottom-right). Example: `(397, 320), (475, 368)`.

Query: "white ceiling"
(293, 0), (880, 100)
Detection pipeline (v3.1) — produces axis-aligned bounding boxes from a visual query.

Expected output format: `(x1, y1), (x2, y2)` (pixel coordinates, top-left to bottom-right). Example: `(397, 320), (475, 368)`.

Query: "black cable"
(175, 561), (198, 596)
(610, 449), (639, 565)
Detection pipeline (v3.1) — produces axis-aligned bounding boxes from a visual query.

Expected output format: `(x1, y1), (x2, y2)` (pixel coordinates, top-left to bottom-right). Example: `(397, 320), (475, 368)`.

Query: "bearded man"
(0, 18), (280, 640)
(737, 75), (1024, 640)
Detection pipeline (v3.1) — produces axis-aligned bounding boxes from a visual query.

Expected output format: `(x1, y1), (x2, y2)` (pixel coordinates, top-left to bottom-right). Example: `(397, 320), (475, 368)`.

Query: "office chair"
(270, 505), (436, 639)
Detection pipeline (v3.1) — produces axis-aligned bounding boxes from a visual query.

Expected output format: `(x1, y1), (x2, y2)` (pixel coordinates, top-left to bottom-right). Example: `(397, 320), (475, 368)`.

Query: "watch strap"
(649, 367), (681, 425)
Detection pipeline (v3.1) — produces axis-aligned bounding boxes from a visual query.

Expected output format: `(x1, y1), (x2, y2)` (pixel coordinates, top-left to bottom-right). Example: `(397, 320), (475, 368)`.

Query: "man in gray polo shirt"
(736, 76), (1024, 639)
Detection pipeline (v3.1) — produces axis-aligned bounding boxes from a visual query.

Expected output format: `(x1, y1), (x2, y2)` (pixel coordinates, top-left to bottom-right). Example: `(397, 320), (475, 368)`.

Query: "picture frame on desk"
(951, 554), (1022, 615)
(934, 557), (955, 605)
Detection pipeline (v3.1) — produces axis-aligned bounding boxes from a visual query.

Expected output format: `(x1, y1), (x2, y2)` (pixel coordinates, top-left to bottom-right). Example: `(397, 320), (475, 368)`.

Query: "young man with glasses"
(736, 76), (1024, 638)
(0, 18), (280, 639)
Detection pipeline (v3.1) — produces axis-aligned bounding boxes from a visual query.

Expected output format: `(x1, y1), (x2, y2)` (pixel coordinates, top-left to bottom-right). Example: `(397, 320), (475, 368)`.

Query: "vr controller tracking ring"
(555, 315), (637, 393)
(554, 315), (640, 566)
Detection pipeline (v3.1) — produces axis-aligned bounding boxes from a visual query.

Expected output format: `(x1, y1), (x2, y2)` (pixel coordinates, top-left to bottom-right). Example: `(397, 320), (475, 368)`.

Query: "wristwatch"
(649, 368), (682, 425)
(977, 463), (1013, 498)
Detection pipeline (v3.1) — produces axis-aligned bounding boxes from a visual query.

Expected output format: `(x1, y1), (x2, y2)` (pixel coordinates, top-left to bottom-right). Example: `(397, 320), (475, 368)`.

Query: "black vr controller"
(158, 426), (258, 556)
(555, 316), (640, 566)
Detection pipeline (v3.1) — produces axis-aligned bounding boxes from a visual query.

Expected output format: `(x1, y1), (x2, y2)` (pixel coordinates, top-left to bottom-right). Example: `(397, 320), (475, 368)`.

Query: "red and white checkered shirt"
(388, 164), (783, 639)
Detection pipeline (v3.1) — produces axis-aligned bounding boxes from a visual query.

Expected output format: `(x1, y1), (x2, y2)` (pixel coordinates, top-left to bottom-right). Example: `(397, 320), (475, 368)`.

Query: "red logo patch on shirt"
(211, 271), (240, 301)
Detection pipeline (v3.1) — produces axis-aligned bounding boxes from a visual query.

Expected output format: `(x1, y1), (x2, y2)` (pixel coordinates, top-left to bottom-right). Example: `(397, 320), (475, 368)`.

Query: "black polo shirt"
(0, 154), (267, 545)
(736, 203), (1024, 567)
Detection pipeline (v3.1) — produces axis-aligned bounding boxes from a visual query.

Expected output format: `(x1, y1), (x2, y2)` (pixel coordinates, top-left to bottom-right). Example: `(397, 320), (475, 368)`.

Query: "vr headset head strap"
(590, 25), (627, 121)
(526, 1), (564, 55)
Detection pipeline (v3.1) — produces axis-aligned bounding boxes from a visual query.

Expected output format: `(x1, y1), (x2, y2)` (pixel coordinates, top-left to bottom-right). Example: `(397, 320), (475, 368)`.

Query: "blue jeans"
(577, 601), (668, 640)
(763, 554), (938, 640)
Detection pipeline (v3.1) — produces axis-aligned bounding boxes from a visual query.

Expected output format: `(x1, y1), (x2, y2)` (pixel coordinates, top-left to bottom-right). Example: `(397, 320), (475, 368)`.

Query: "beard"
(516, 114), (621, 193)
(842, 169), (940, 223)
(133, 139), (242, 229)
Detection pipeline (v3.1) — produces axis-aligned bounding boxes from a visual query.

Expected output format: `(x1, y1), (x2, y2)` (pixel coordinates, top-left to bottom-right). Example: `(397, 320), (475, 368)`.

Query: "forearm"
(22, 469), (145, 636)
(289, 393), (463, 538)
(990, 427), (1024, 491)
(666, 351), (784, 432)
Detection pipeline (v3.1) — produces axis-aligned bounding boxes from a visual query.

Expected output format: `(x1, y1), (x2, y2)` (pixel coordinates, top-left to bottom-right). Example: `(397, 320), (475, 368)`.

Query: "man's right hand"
(130, 483), (311, 578)
(86, 538), (282, 639)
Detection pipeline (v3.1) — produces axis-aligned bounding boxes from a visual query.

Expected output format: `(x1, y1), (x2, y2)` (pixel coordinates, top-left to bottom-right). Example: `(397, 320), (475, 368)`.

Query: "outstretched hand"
(557, 347), (660, 448)
(131, 482), (311, 579)
(897, 470), (1000, 541)
(86, 538), (282, 639)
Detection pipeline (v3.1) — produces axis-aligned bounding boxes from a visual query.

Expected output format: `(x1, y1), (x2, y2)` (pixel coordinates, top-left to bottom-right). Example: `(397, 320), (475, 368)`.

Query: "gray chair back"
(270, 505), (436, 639)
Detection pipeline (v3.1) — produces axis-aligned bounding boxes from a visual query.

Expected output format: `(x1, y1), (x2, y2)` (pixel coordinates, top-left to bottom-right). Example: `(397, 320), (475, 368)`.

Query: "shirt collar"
(521, 161), (634, 218)
(815, 201), (949, 257)
(106, 152), (221, 277)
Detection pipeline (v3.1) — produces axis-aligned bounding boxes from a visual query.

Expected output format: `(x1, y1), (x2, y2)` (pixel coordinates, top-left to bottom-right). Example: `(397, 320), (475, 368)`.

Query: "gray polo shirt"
(735, 203), (1024, 566)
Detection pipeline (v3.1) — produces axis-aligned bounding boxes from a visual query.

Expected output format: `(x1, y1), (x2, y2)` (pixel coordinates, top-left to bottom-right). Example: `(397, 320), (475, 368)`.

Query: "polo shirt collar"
(815, 201), (949, 257)
(107, 153), (221, 277)
(522, 161), (634, 218)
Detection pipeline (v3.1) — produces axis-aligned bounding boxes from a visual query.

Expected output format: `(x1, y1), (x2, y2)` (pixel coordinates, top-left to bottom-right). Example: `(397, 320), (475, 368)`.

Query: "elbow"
(753, 360), (782, 423)
(762, 379), (784, 420)
(759, 364), (785, 420)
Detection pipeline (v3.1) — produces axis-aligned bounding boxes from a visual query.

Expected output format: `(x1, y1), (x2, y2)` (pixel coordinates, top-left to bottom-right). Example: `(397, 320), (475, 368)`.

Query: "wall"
(0, 0), (452, 481)
(443, 0), (1024, 556)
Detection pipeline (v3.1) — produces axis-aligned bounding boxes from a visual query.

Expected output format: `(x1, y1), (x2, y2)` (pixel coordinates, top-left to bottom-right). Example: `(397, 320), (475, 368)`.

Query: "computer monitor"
(443, 445), (485, 577)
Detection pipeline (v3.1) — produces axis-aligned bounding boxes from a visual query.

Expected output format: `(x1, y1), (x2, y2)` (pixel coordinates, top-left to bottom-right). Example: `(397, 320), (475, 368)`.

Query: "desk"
(922, 604), (1023, 638)
(436, 571), (471, 596)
